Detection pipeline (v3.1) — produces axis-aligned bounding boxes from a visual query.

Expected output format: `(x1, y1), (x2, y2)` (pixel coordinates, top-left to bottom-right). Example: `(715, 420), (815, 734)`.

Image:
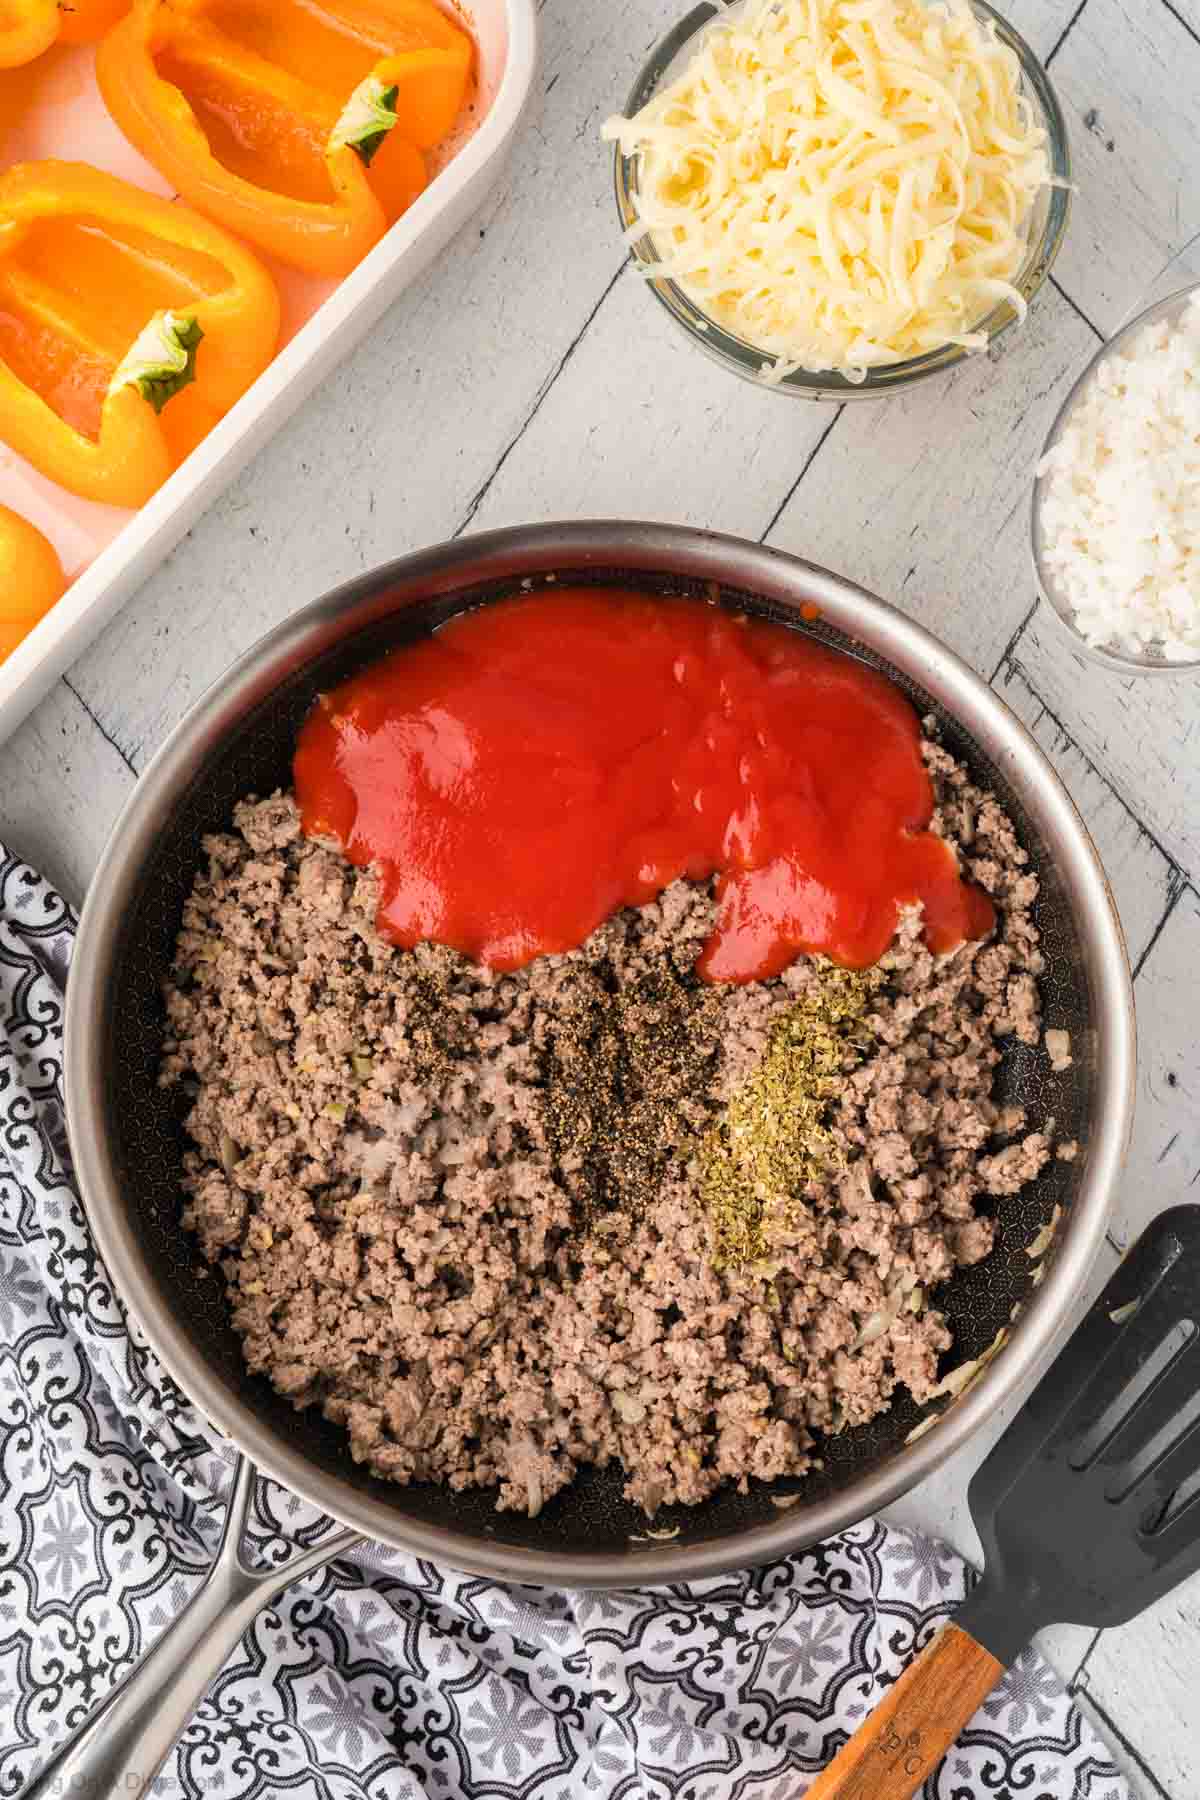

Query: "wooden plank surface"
(1076, 1565), (1200, 1800)
(0, 681), (134, 907)
(1007, 615), (1200, 879)
(464, 264), (835, 538)
(1045, 0), (1200, 333)
(763, 284), (1099, 678)
(994, 665), (1182, 972)
(1, 0), (1198, 1792)
(1109, 887), (1200, 1252)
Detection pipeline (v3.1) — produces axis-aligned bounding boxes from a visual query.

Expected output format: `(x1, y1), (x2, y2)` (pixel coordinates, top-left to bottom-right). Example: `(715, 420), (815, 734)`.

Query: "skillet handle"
(23, 1454), (364, 1800)
(803, 1623), (1005, 1800)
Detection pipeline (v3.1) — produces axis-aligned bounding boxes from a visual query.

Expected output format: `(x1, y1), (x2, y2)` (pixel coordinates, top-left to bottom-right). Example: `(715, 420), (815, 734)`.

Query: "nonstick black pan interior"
(100, 564), (1093, 1556)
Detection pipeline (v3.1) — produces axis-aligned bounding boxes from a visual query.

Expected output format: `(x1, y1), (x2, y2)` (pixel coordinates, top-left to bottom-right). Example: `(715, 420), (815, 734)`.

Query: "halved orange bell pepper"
(0, 504), (66, 659)
(0, 160), (280, 509)
(0, 0), (129, 68)
(96, 0), (474, 277)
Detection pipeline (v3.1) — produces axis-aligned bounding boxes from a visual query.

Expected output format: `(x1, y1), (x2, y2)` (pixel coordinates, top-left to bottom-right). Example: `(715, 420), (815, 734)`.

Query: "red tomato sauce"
(294, 590), (994, 983)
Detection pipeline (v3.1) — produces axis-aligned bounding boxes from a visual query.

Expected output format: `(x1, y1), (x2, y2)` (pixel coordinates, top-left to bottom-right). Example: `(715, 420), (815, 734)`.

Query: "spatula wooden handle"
(804, 1623), (1004, 1800)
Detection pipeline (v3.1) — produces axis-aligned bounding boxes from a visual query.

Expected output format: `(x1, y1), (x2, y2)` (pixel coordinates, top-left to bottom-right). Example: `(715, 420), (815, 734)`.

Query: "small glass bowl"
(611, 0), (1072, 401)
(1032, 278), (1200, 675)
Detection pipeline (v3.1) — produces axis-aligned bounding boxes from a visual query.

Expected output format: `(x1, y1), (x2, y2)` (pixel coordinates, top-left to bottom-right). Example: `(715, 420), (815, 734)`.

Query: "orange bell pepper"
(0, 160), (280, 509)
(96, 0), (474, 277)
(0, 0), (129, 68)
(0, 0), (59, 67)
(0, 504), (66, 659)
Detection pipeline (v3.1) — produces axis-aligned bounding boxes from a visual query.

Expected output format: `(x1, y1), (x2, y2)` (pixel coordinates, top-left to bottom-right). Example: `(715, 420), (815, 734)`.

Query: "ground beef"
(160, 741), (1052, 1517)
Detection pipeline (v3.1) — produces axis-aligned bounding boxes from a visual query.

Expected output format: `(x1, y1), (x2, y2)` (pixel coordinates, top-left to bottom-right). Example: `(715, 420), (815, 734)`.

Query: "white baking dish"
(0, 0), (538, 746)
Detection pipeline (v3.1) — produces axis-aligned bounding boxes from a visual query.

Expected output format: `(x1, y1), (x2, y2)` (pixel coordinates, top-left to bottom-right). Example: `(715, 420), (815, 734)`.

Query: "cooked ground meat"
(160, 740), (1051, 1517)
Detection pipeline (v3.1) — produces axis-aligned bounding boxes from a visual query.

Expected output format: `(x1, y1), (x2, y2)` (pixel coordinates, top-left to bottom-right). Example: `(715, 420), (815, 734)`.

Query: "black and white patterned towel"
(0, 843), (1128, 1800)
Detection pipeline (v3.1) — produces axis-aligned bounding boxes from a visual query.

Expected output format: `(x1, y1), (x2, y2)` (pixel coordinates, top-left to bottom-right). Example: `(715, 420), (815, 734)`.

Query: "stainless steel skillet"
(40, 522), (1135, 1798)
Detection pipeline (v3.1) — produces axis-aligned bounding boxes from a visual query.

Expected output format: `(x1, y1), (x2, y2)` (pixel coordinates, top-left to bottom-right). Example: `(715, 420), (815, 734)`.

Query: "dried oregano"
(699, 962), (880, 1269)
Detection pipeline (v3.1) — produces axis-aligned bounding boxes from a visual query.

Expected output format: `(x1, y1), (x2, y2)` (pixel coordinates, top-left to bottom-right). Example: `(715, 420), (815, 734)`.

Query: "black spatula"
(807, 1205), (1200, 1800)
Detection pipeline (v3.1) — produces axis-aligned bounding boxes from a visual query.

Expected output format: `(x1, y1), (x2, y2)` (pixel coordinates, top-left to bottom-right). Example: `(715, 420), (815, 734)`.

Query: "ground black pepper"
(539, 959), (723, 1227)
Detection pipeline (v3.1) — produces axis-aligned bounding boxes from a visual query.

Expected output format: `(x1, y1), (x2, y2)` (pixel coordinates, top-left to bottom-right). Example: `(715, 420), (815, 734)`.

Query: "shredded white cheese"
(603, 0), (1051, 380)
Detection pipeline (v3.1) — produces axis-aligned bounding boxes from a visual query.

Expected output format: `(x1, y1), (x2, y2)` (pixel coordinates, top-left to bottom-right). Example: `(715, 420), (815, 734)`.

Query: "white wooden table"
(2, 0), (1198, 1790)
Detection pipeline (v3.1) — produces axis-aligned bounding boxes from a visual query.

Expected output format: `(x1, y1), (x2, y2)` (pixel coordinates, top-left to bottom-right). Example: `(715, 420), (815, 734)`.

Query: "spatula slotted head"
(965, 1207), (1200, 1656)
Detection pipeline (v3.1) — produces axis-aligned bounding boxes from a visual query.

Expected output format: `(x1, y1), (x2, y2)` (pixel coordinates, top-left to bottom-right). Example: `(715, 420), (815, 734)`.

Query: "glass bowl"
(610, 0), (1072, 401)
(1032, 275), (1200, 675)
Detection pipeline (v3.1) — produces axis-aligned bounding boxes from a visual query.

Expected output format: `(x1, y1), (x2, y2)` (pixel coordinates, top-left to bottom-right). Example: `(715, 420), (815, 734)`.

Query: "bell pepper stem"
(329, 76), (401, 167)
(110, 312), (204, 415)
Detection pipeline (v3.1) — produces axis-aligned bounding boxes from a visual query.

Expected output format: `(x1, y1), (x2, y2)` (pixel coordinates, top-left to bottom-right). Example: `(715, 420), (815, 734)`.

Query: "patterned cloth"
(0, 842), (1128, 1800)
